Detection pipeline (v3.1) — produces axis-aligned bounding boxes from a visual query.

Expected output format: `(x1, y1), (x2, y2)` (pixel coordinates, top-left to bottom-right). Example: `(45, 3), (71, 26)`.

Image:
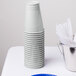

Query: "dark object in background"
(70, 47), (75, 54)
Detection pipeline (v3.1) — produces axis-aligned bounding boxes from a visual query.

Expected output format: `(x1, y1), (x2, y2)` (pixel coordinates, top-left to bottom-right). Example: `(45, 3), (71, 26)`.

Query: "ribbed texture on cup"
(24, 31), (44, 69)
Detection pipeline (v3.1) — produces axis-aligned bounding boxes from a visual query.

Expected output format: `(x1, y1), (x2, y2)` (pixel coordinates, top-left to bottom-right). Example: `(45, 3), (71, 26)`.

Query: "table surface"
(1, 46), (76, 76)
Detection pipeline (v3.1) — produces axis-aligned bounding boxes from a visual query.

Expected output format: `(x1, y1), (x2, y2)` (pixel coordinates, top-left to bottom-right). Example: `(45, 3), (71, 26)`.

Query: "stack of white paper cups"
(24, 1), (44, 69)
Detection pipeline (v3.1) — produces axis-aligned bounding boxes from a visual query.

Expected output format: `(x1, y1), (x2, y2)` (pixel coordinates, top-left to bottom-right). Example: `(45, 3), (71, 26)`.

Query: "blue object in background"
(32, 74), (56, 76)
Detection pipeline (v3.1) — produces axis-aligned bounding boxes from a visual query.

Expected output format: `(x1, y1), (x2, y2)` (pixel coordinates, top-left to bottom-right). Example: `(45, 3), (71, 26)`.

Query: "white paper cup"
(24, 1), (44, 69)
(24, 1), (44, 33)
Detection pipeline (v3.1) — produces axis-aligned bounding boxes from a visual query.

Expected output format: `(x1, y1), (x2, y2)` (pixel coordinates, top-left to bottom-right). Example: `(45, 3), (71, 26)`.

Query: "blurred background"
(0, 0), (76, 75)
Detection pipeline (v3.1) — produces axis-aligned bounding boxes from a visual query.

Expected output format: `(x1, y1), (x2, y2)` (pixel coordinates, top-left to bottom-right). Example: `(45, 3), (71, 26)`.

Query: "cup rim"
(26, 1), (39, 6)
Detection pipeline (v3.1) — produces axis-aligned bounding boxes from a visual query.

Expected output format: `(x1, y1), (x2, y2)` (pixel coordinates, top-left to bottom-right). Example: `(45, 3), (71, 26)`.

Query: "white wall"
(0, 0), (76, 75)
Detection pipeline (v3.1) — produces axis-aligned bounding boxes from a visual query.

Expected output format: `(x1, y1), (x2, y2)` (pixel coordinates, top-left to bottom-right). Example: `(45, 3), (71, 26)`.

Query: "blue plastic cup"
(32, 74), (56, 76)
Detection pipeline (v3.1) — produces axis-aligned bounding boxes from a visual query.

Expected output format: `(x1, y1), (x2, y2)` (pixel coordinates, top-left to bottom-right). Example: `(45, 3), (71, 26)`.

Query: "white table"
(1, 46), (76, 76)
